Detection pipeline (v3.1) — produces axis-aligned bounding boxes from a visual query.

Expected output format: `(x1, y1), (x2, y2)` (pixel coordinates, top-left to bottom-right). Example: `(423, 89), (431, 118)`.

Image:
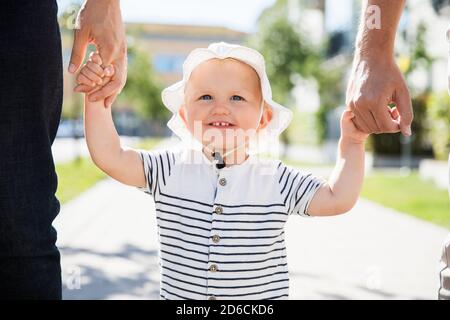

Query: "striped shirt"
(138, 147), (324, 300)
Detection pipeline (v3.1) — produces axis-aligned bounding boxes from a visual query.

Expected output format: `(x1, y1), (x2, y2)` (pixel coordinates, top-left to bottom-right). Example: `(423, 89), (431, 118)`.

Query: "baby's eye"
(199, 95), (213, 100)
(231, 95), (245, 101)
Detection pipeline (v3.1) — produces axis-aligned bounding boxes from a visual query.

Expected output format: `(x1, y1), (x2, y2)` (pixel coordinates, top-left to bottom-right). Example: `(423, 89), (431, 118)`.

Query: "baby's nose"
(211, 102), (231, 114)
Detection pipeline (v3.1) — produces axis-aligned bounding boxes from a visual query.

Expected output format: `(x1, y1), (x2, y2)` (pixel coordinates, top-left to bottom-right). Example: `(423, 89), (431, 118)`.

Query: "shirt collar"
(185, 148), (254, 171)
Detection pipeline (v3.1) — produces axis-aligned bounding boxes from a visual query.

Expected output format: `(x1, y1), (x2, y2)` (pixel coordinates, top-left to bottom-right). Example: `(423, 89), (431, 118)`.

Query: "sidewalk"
(54, 179), (160, 299)
(54, 168), (449, 300)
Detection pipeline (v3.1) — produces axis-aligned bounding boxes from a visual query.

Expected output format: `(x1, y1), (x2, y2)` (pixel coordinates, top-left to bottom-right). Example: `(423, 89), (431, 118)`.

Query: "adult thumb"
(69, 29), (88, 73)
(97, 39), (120, 67)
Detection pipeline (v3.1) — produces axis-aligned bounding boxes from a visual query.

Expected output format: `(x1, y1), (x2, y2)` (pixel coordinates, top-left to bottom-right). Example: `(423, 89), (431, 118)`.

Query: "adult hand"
(346, 53), (413, 136)
(69, 0), (127, 108)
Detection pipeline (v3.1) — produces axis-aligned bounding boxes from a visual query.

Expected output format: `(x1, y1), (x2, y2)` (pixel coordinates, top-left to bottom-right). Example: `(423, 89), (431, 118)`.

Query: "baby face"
(179, 58), (272, 152)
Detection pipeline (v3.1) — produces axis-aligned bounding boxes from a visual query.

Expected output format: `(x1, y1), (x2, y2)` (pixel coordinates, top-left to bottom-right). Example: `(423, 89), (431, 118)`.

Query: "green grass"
(136, 137), (164, 150)
(56, 137), (164, 204)
(56, 157), (106, 204)
(361, 171), (450, 229)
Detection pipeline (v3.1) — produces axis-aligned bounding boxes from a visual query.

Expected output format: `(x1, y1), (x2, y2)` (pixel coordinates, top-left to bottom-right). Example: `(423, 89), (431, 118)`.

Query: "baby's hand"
(340, 105), (400, 143)
(74, 52), (114, 93)
(340, 109), (369, 144)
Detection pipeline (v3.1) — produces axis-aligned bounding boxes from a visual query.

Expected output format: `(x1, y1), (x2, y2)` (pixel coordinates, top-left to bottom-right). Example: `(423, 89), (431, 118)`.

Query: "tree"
(119, 44), (167, 121)
(249, 1), (319, 106)
(250, 0), (347, 146)
(248, 0), (323, 152)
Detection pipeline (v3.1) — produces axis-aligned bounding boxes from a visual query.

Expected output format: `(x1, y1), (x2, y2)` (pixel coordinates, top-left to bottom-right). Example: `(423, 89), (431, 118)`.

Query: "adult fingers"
(88, 58), (124, 102)
(369, 110), (382, 134)
(104, 93), (118, 109)
(395, 84), (413, 136)
(353, 93), (382, 133)
(350, 102), (372, 133)
(372, 98), (401, 133)
(87, 78), (122, 102)
(97, 37), (126, 67)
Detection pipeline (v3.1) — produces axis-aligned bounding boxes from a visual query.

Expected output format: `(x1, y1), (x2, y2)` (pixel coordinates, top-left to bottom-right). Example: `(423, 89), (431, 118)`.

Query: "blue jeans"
(0, 0), (62, 299)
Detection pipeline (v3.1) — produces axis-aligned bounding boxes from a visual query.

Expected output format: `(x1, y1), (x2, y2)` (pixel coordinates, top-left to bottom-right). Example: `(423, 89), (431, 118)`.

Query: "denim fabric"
(0, 0), (62, 299)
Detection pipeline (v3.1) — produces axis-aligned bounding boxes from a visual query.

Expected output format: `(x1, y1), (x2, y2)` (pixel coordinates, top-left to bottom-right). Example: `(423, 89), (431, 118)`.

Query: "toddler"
(78, 43), (392, 300)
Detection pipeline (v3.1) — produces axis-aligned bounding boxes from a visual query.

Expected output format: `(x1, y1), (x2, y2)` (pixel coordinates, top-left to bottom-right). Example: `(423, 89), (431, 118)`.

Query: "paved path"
(54, 163), (449, 299)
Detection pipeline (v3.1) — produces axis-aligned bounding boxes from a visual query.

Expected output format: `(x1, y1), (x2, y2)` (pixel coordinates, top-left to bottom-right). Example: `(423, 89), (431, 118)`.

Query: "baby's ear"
(259, 103), (273, 130)
(178, 105), (187, 124)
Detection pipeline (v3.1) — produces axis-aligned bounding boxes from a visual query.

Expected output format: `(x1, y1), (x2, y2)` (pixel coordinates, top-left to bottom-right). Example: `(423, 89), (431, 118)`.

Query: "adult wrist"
(352, 50), (396, 74)
(354, 28), (396, 61)
(354, 40), (394, 62)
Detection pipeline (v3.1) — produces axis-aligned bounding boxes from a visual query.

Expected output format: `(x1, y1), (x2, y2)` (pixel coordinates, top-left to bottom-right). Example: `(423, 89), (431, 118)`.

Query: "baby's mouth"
(206, 121), (235, 128)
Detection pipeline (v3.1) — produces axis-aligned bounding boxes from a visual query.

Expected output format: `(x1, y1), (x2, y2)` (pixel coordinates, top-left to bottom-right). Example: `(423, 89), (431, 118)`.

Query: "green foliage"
(248, 0), (339, 147)
(120, 44), (168, 121)
(250, 2), (320, 103)
(249, 0), (347, 145)
(427, 92), (450, 160)
(287, 110), (319, 145)
(135, 137), (164, 150)
(314, 62), (346, 142)
(403, 22), (435, 77)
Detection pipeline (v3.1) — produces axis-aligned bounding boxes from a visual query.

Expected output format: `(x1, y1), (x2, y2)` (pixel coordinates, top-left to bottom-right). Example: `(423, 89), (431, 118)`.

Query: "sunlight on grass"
(56, 137), (164, 204)
(56, 157), (106, 204)
(361, 171), (450, 229)
(136, 137), (164, 150)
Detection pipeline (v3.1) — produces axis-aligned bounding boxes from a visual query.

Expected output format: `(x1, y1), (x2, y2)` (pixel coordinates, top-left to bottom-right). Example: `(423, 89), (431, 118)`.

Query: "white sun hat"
(161, 42), (293, 155)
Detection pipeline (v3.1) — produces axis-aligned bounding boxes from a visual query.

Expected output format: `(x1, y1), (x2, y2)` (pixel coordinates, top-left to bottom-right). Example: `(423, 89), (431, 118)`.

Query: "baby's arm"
(84, 96), (145, 188)
(307, 109), (371, 216)
(81, 55), (145, 188)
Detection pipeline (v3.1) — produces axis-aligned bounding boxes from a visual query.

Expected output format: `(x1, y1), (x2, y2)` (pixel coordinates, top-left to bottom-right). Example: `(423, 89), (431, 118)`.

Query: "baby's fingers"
(389, 106), (400, 120)
(76, 72), (97, 87)
(86, 61), (105, 78)
(89, 51), (103, 66)
(74, 84), (96, 93)
(342, 109), (355, 120)
(80, 66), (103, 85)
(89, 52), (114, 77)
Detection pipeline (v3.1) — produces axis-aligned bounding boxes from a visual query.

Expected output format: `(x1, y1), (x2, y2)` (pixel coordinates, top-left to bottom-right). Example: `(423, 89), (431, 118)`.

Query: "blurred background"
(52, 0), (450, 299)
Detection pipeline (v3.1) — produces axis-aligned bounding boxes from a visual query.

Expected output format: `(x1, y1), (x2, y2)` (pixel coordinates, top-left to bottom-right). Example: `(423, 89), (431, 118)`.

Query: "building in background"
(127, 23), (248, 86)
(58, 22), (248, 137)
